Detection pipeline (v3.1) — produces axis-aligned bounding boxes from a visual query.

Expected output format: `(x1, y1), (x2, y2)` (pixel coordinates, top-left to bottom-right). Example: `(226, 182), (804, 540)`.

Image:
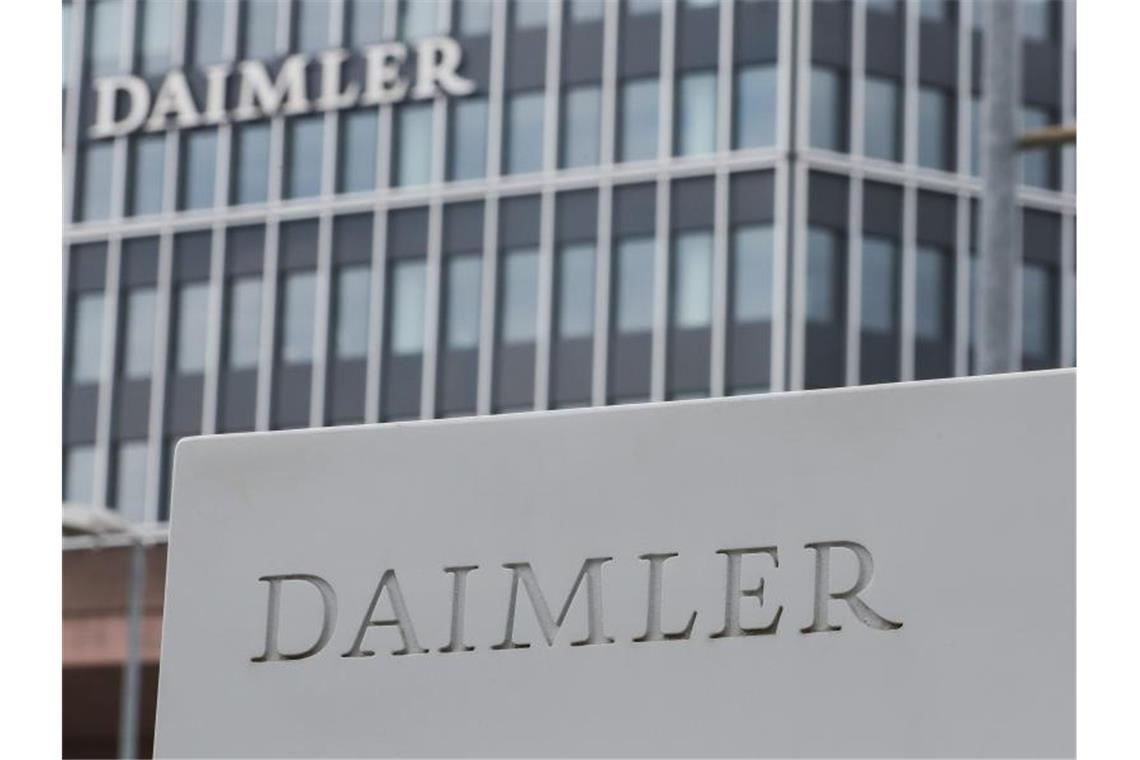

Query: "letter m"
(493, 558), (614, 649)
(233, 56), (310, 121)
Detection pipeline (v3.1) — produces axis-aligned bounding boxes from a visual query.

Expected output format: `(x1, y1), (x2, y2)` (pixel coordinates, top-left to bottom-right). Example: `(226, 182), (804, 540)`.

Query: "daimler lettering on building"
(89, 37), (475, 139)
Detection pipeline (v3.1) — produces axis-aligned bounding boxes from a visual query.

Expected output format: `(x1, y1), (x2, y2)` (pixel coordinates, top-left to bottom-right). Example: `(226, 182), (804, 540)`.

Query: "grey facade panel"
(671, 177), (716, 231)
(494, 344), (535, 412)
(168, 376), (205, 435)
(676, 4), (720, 72)
(122, 237), (160, 287)
(556, 189), (598, 243)
(808, 172), (849, 230)
(562, 21), (604, 85)
(280, 220), (319, 271)
(438, 350), (478, 416)
(272, 364), (311, 430)
(333, 214), (374, 265)
(811, 1), (851, 69)
(506, 29), (548, 92)
(113, 379), (151, 441)
(863, 181), (904, 239)
(918, 22), (957, 89)
(1024, 209), (1062, 265)
(613, 183), (656, 236)
(217, 371), (254, 433)
(734, 1), (780, 65)
(1023, 41), (1062, 108)
(500, 196), (542, 248)
(619, 11), (661, 78)
(175, 231), (213, 281)
(327, 360), (366, 425)
(64, 386), (99, 444)
(388, 208), (429, 258)
(225, 226), (265, 276)
(917, 191), (957, 248)
(730, 172), (776, 224)
(865, 12), (904, 78)
(444, 201), (485, 253)
(551, 338), (592, 408)
(69, 243), (108, 291)
(381, 355), (422, 421)
(608, 333), (651, 402)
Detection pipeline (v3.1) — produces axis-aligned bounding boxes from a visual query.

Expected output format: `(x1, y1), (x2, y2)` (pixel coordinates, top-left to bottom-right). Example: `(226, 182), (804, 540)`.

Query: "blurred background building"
(61, 0), (1075, 756)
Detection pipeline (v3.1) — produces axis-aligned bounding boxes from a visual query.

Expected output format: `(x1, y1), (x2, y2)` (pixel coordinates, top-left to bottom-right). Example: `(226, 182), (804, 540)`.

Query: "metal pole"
(978, 0), (1020, 374)
(118, 537), (147, 759)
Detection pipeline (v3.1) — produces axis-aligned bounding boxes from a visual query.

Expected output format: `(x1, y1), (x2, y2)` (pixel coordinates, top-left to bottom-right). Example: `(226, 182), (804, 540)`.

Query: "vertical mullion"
(62, 0), (88, 226)
(850, 0), (866, 159)
(770, 160), (789, 392)
(535, 2), (564, 410)
(845, 179), (863, 386)
(770, 0), (796, 392)
(420, 201), (443, 419)
(652, 0), (677, 402)
(898, 0), (920, 382)
(144, 233), (174, 522)
(954, 193), (970, 375)
(788, 0), (813, 391)
(93, 239), (122, 510)
(710, 0), (734, 398)
(591, 0), (619, 406)
(363, 207), (388, 423)
(201, 225), (226, 434)
(1059, 0), (1077, 368)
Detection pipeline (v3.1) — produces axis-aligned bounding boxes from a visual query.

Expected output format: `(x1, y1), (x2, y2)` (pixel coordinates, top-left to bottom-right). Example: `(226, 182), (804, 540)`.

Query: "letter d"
(252, 574), (338, 662)
(89, 75), (150, 138)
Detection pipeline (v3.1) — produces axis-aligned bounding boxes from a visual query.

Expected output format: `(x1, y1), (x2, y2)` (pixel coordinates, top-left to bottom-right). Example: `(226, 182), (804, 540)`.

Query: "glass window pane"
(180, 128), (218, 210)
(80, 142), (114, 222)
(457, 0), (493, 36)
(506, 91), (545, 175)
(807, 227), (839, 324)
(918, 86), (952, 170)
(1020, 106), (1054, 188)
(449, 97), (488, 181)
(570, 0), (606, 22)
(122, 288), (157, 378)
(865, 77), (900, 161)
(339, 109), (378, 193)
(810, 66), (844, 151)
(190, 0), (226, 66)
(130, 134), (166, 216)
(619, 78), (659, 162)
(89, 0), (123, 76)
(916, 245), (950, 341)
(334, 265), (371, 360)
(348, 0), (385, 47)
(445, 255), (482, 350)
(513, 0), (549, 28)
(919, 0), (951, 22)
(390, 259), (427, 355)
(866, 0), (898, 14)
(232, 121), (271, 204)
(114, 440), (149, 520)
(672, 231), (713, 328)
(1021, 0), (1053, 41)
(295, 0), (329, 52)
(280, 271), (316, 364)
(138, 0), (174, 75)
(287, 115), (324, 198)
(861, 236), (898, 333)
(561, 85), (601, 168)
(227, 276), (263, 370)
(732, 225), (774, 322)
(70, 292), (105, 383)
(1022, 262), (1054, 358)
(970, 96), (981, 176)
(175, 281), (210, 373)
(557, 243), (595, 339)
(628, 0), (660, 15)
(401, 0), (438, 39)
(675, 71), (717, 157)
(395, 103), (434, 187)
(243, 0), (278, 59)
(501, 248), (539, 344)
(735, 64), (777, 149)
(615, 236), (655, 333)
(64, 444), (96, 504)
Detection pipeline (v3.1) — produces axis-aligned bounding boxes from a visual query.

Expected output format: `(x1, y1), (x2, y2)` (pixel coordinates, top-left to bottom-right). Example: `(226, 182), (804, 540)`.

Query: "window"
(916, 245), (951, 341)
(89, 0), (122, 76)
(619, 78), (659, 162)
(137, 0), (174, 75)
(279, 271), (316, 364)
(500, 248), (539, 344)
(347, 0), (385, 47)
(919, 0), (952, 22)
(175, 281), (210, 373)
(861, 236), (898, 334)
(129, 134), (166, 217)
(400, 0), (437, 40)
(1022, 262), (1055, 359)
(675, 71), (717, 157)
(732, 225), (774, 322)
(735, 65), (778, 149)
(918, 87), (953, 171)
(970, 95), (981, 176)
(113, 440), (149, 520)
(1021, 0), (1054, 42)
(449, 97), (488, 181)
(557, 243), (595, 339)
(810, 67), (844, 152)
(390, 259), (427, 355)
(1021, 106), (1055, 189)
(121, 288), (157, 379)
(295, 0), (330, 52)
(286, 115), (324, 198)
(333, 265), (371, 360)
(671, 231), (713, 329)
(243, 0), (278, 59)
(180, 129), (218, 210)
(232, 121), (271, 204)
(505, 91), (545, 175)
(865, 77), (901, 162)
(226, 276), (263, 370)
(79, 142), (114, 222)
(807, 227), (840, 324)
(444, 255), (482, 350)
(456, 0), (494, 36)
(64, 444), (96, 505)
(190, 0), (226, 66)
(395, 103), (434, 187)
(627, 0), (661, 15)
(69, 292), (105, 384)
(570, 0), (606, 22)
(866, 0), (899, 14)
(513, 0), (549, 28)
(614, 236), (655, 333)
(561, 85), (601, 168)
(339, 109), (378, 193)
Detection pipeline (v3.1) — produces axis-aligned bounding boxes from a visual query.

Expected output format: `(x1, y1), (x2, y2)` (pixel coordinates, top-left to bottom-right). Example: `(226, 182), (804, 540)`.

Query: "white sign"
(155, 370), (1074, 757)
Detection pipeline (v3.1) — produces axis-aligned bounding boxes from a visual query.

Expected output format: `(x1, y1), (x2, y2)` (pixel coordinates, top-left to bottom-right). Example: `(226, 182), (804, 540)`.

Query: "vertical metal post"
(118, 537), (147, 759)
(978, 0), (1020, 374)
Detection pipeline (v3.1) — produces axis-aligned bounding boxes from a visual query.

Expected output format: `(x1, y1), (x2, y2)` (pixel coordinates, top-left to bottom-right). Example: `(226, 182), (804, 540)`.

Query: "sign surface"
(155, 370), (1074, 758)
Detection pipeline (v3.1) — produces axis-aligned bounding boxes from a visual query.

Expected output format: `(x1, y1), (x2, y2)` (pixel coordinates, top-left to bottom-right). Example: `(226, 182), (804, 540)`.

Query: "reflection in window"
(861, 236), (898, 334)
(226, 276), (263, 370)
(232, 121), (271, 204)
(449, 97), (488, 181)
(243, 0), (278, 59)
(295, 0), (330, 52)
(64, 444), (96, 504)
(557, 243), (595, 339)
(919, 0), (951, 22)
(918, 87), (953, 171)
(138, 0), (174, 75)
(113, 440), (149, 521)
(866, 0), (898, 14)
(180, 129), (218, 210)
(444, 255), (482, 350)
(732, 225), (774, 322)
(916, 245), (950, 341)
(130, 134), (166, 216)
(807, 227), (840, 324)
(672, 232), (713, 329)
(627, 0), (660, 15)
(1021, 106), (1054, 189)
(970, 95), (981, 176)
(505, 91), (545, 175)
(333, 265), (371, 360)
(348, 0), (385, 47)
(280, 271), (317, 364)
(735, 65), (778, 149)
(865, 77), (900, 162)
(513, 0), (549, 28)
(339, 109), (378, 193)
(1021, 0), (1053, 42)
(456, 0), (494, 36)
(190, 0), (226, 66)
(89, 0), (122, 76)
(286, 115), (324, 198)
(675, 71), (717, 157)
(395, 103), (434, 187)
(500, 248), (539, 344)
(175, 281), (210, 373)
(619, 78), (659, 162)
(80, 142), (114, 222)
(570, 0), (606, 22)
(810, 67), (844, 152)
(390, 259), (427, 355)
(561, 85), (601, 168)
(400, 0), (437, 40)
(70, 292), (105, 383)
(122, 288), (157, 379)
(1022, 262), (1055, 359)
(614, 236), (655, 333)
